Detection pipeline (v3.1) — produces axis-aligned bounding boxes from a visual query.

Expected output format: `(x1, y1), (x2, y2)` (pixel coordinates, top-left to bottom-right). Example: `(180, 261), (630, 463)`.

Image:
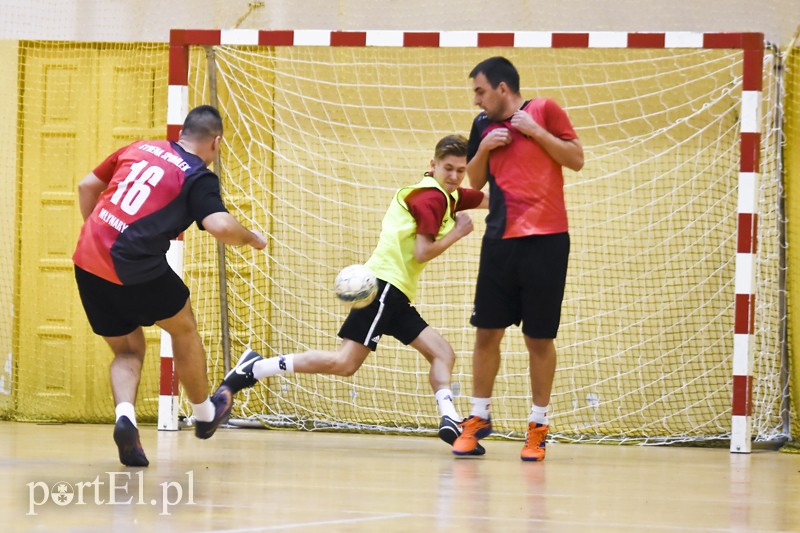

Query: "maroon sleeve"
(543, 99), (577, 141)
(454, 187), (484, 211)
(92, 144), (130, 183)
(405, 188), (448, 236)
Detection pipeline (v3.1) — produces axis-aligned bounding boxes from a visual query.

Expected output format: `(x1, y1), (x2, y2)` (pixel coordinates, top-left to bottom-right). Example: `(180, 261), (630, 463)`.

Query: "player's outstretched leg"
(439, 416), (485, 456)
(113, 416), (149, 467)
(194, 386), (233, 439)
(219, 348), (264, 394)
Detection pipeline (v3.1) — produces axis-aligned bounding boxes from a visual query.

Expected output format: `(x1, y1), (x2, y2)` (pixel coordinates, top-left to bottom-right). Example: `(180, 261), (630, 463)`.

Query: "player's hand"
(454, 212), (474, 237)
(481, 127), (512, 151)
(509, 110), (542, 139)
(250, 230), (267, 250)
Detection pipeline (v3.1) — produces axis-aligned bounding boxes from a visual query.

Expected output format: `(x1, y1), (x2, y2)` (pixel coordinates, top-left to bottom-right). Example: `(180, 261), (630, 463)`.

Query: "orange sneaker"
(452, 416), (492, 456)
(521, 422), (548, 461)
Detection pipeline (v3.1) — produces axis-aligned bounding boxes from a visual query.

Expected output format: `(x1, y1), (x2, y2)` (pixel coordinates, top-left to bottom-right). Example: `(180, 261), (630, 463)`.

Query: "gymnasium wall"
(0, 0), (798, 45)
(0, 42), (18, 415)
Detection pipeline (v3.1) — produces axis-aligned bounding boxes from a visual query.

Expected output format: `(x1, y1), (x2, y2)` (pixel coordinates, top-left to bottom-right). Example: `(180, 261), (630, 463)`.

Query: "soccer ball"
(334, 264), (378, 309)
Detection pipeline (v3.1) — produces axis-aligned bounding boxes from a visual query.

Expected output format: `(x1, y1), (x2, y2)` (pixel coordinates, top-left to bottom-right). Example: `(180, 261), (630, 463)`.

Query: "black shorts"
(338, 279), (429, 351)
(74, 265), (190, 337)
(470, 233), (570, 339)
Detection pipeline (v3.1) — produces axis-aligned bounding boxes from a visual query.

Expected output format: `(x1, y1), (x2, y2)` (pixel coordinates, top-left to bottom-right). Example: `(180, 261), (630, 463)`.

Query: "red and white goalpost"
(159, 29), (783, 451)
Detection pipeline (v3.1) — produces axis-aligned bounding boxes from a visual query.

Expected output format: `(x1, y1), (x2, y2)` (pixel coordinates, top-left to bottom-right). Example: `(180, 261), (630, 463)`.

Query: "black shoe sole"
(220, 349), (261, 393)
(113, 418), (149, 467)
(195, 387), (233, 439)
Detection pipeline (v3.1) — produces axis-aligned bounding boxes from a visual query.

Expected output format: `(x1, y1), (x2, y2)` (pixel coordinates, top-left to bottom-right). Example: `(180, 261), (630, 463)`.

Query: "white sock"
(115, 402), (137, 427)
(528, 403), (549, 425)
(253, 354), (295, 380)
(470, 397), (491, 420)
(435, 388), (459, 420)
(191, 398), (215, 423)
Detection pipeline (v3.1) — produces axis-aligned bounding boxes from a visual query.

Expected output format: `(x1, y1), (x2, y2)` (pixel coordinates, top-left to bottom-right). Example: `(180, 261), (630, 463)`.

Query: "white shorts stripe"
(363, 283), (391, 345)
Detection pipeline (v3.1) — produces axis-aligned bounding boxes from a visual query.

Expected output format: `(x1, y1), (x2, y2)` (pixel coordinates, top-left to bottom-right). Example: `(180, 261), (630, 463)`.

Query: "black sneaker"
(113, 416), (149, 467)
(439, 416), (485, 456)
(194, 386), (233, 439)
(220, 348), (263, 394)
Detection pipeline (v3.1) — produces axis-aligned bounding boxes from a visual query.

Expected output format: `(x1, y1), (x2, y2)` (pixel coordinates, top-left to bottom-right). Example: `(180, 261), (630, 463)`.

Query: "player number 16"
(109, 159), (165, 216)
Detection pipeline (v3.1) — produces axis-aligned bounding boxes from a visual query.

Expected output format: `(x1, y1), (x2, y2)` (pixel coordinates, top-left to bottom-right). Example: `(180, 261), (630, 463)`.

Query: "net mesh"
(177, 44), (786, 443)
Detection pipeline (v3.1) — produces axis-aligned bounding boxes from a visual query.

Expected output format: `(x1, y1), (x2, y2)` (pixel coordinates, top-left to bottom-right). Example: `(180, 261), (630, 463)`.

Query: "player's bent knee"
(335, 362), (361, 377)
(331, 356), (362, 376)
(434, 349), (456, 366)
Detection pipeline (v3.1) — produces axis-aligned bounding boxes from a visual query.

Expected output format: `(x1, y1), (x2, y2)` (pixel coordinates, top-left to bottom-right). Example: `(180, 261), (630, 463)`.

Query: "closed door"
(16, 42), (167, 421)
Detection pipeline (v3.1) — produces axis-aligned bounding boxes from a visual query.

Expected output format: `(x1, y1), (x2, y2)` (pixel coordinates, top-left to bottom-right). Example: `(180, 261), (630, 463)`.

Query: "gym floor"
(2, 420), (799, 532)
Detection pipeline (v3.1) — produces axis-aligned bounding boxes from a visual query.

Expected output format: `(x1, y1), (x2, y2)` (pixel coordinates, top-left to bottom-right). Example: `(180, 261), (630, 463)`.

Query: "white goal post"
(160, 29), (787, 452)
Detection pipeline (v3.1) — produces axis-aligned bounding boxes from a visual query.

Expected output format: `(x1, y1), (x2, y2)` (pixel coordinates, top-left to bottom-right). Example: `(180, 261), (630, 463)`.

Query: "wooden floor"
(2, 421), (799, 532)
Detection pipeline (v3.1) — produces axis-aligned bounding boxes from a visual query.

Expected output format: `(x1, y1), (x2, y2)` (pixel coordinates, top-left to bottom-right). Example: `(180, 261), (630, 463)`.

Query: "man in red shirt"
(73, 105), (267, 466)
(453, 57), (584, 461)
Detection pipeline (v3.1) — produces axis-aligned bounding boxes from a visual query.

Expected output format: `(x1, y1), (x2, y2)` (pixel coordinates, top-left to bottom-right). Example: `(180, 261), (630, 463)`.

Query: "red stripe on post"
(167, 124), (182, 141)
(331, 31), (367, 46)
(159, 357), (179, 396)
(734, 294), (756, 335)
(703, 32), (763, 51)
(169, 45), (189, 85)
(739, 132), (760, 172)
(737, 213), (758, 254)
(404, 32), (440, 47)
(627, 33), (666, 48)
(552, 33), (589, 48)
(740, 32), (764, 50)
(732, 375), (753, 416)
(170, 29), (186, 46)
(742, 48), (764, 91)
(703, 33), (744, 49)
(478, 33), (515, 47)
(259, 30), (295, 46)
(183, 29), (221, 45)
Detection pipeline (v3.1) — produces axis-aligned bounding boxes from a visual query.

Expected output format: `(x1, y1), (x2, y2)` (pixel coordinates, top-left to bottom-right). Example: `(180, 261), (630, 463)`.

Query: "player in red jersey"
(453, 57), (584, 461)
(73, 105), (267, 466)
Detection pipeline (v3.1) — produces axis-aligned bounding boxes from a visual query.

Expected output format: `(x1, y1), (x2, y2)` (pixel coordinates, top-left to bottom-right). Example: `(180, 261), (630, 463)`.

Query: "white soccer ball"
(334, 264), (378, 309)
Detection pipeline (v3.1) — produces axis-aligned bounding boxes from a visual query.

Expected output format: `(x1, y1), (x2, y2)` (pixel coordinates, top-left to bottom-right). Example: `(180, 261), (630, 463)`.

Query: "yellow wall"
(0, 41), (18, 415)
(786, 44), (800, 438)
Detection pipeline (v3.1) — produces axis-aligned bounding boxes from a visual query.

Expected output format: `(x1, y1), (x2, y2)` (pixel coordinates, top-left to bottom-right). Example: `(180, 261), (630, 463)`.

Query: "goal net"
(177, 32), (785, 444)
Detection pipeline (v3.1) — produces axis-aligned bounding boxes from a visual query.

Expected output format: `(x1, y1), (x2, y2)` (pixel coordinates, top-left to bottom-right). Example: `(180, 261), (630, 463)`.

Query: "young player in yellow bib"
(216, 135), (488, 452)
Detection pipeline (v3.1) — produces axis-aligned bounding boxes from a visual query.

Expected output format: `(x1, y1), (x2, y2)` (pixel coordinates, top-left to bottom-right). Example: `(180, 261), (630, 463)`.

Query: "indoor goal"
(161, 30), (787, 452)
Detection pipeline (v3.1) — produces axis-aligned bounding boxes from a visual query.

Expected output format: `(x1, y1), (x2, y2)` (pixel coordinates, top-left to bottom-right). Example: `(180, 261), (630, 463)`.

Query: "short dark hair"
(433, 134), (467, 161)
(181, 105), (223, 140)
(469, 56), (520, 94)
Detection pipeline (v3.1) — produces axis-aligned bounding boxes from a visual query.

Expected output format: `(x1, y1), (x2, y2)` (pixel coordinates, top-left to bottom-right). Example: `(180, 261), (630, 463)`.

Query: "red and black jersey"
(467, 98), (577, 239)
(73, 140), (227, 285)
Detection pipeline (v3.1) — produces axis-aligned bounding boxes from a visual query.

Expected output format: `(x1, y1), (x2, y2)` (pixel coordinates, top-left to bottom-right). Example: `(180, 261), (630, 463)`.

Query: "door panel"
(16, 43), (168, 422)
(17, 48), (94, 420)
